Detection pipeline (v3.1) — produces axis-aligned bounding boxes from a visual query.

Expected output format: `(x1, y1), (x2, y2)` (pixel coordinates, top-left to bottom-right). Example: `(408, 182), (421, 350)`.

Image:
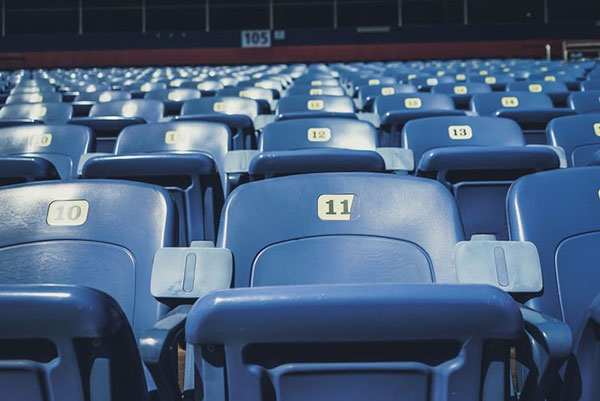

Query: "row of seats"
(1, 60), (600, 401)
(3, 167), (600, 400)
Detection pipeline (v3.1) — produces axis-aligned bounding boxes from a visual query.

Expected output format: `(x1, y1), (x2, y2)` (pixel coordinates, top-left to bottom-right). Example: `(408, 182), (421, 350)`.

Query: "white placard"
(241, 30), (271, 48)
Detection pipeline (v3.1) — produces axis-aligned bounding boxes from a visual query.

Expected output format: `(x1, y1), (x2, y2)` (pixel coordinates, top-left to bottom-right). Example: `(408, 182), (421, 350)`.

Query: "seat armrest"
(517, 305), (573, 401)
(376, 147), (414, 172)
(139, 304), (191, 401)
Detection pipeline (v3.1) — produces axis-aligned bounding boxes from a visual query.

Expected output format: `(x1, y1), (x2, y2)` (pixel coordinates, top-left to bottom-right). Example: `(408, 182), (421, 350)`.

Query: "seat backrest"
(468, 74), (514, 86)
(373, 93), (455, 116)
(507, 167), (600, 331)
(568, 91), (600, 114)
(293, 76), (339, 87)
(276, 95), (355, 116)
(0, 124), (93, 178)
(359, 84), (417, 100)
(506, 81), (568, 94)
(431, 82), (491, 97)
(115, 120), (229, 187)
(74, 90), (132, 103)
(0, 180), (177, 335)
(181, 80), (225, 92)
(218, 173), (463, 287)
(0, 103), (73, 124)
(124, 82), (167, 93)
(143, 88), (201, 102)
(286, 85), (346, 97)
(581, 80), (600, 92)
(0, 285), (148, 401)
(6, 92), (62, 105)
(89, 99), (164, 122)
(470, 92), (554, 115)
(181, 97), (259, 119)
(218, 86), (274, 103)
(402, 116), (525, 163)
(260, 118), (378, 151)
(546, 114), (600, 167)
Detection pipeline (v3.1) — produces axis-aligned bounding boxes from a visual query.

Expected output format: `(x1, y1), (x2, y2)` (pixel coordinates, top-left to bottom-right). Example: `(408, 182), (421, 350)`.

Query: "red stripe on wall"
(0, 39), (563, 69)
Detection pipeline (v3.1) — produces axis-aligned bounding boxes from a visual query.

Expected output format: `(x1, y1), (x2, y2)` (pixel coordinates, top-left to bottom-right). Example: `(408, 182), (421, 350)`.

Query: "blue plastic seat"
(251, 118), (384, 177)
(293, 76), (339, 87)
(546, 113), (600, 167)
(72, 90), (132, 116)
(468, 74), (514, 90)
(409, 75), (456, 90)
(568, 91), (600, 114)
(357, 84), (417, 111)
(507, 167), (600, 401)
(123, 81), (168, 98)
(5, 91), (62, 105)
(580, 80), (600, 92)
(0, 124), (93, 180)
(82, 121), (229, 244)
(217, 86), (274, 114)
(0, 180), (181, 400)
(0, 102), (73, 127)
(184, 172), (545, 401)
(180, 80), (224, 96)
(470, 92), (575, 144)
(431, 82), (491, 109)
(69, 99), (164, 152)
(374, 93), (464, 146)
(506, 81), (570, 106)
(286, 85), (346, 97)
(144, 88), (201, 115)
(0, 285), (149, 401)
(178, 96), (259, 149)
(403, 116), (559, 239)
(275, 94), (355, 121)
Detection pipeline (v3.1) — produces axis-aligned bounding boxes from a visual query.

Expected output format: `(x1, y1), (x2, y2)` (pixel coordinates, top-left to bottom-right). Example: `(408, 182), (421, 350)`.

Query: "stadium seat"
(546, 114), (600, 167)
(180, 80), (224, 96)
(580, 80), (600, 91)
(143, 88), (201, 115)
(357, 84), (417, 111)
(507, 167), (600, 401)
(82, 121), (229, 244)
(431, 82), (491, 109)
(0, 124), (93, 181)
(506, 81), (571, 106)
(0, 285), (150, 401)
(568, 91), (600, 114)
(409, 74), (456, 91)
(470, 92), (575, 144)
(72, 90), (132, 116)
(184, 172), (556, 401)
(374, 93), (464, 146)
(69, 99), (164, 152)
(178, 96), (259, 149)
(468, 74), (514, 90)
(0, 180), (181, 400)
(217, 86), (274, 114)
(250, 118), (386, 177)
(275, 94), (356, 120)
(403, 116), (560, 239)
(5, 91), (62, 105)
(245, 79), (284, 97)
(122, 82), (168, 98)
(0, 102), (73, 127)
(286, 84), (346, 97)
